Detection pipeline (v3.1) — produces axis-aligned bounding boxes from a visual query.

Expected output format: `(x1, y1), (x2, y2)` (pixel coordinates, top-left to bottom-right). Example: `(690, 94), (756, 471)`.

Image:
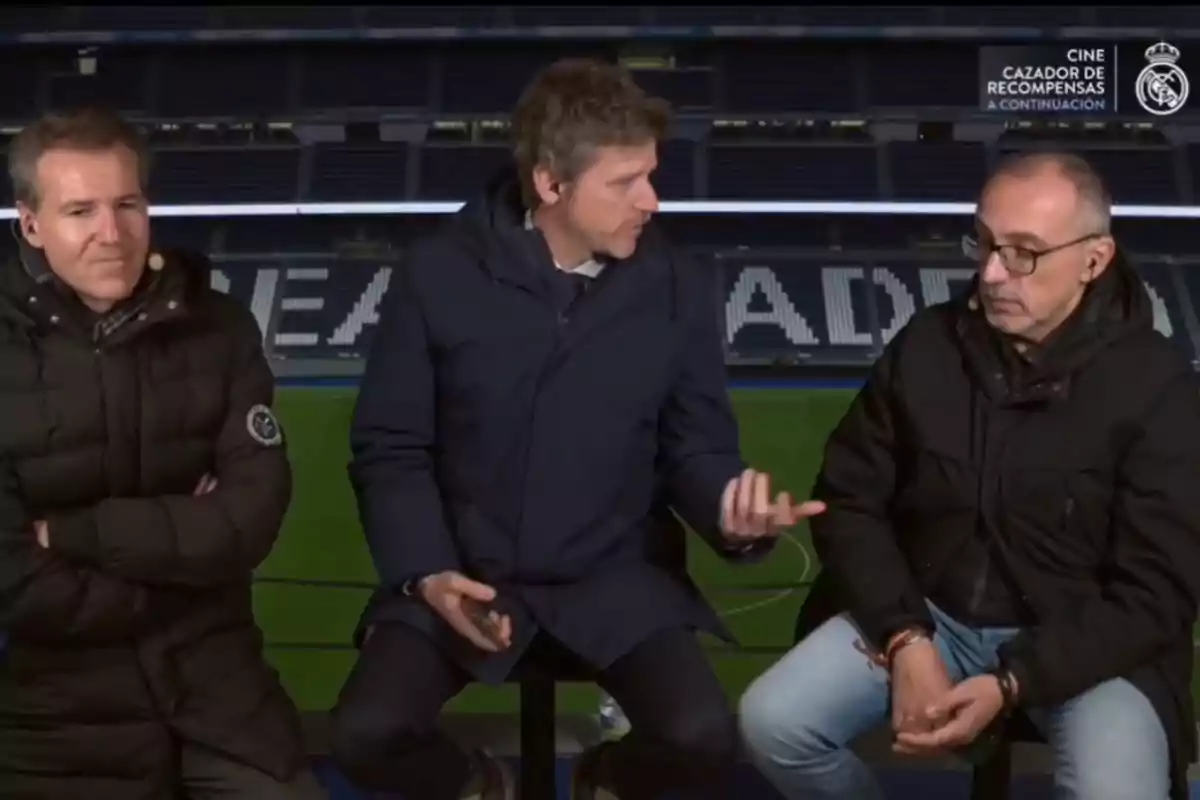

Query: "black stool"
(969, 712), (1044, 800)
(505, 649), (594, 800)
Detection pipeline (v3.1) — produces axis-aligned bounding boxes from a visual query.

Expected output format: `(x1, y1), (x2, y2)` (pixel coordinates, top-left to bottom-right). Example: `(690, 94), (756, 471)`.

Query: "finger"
(448, 575), (497, 603)
(720, 477), (737, 530)
(768, 490), (794, 526)
(924, 686), (975, 722)
(444, 602), (501, 652)
(497, 614), (513, 648)
(735, 469), (755, 527)
(898, 715), (973, 750)
(891, 740), (937, 758)
(751, 472), (771, 533)
(792, 500), (827, 519)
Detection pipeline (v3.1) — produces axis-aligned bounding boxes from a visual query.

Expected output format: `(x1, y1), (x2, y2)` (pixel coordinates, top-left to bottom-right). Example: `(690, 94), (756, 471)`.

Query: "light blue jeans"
(739, 601), (1170, 800)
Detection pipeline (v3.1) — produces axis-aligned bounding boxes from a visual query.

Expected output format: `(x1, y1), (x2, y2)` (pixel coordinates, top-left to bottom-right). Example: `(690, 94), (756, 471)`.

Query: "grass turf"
(254, 387), (1200, 716)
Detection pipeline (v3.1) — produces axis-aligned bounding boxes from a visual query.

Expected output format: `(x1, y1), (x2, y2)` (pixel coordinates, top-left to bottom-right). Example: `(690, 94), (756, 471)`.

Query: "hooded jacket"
(349, 170), (757, 682)
(810, 248), (1200, 799)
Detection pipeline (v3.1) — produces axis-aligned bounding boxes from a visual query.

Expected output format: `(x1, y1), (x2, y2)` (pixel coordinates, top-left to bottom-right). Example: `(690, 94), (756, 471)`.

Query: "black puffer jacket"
(0, 243), (305, 799)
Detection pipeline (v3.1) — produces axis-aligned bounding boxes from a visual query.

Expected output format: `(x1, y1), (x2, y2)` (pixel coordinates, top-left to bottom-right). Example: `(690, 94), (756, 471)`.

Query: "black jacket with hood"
(0, 236), (305, 799)
(349, 169), (766, 683)
(808, 247), (1200, 799)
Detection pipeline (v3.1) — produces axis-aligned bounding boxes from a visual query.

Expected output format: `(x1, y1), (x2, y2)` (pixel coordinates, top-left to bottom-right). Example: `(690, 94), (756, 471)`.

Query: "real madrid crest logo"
(1135, 41), (1190, 116)
(246, 403), (283, 447)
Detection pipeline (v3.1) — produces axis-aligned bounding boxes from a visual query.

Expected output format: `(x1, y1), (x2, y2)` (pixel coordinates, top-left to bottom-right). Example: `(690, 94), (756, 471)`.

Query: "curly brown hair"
(512, 58), (671, 209)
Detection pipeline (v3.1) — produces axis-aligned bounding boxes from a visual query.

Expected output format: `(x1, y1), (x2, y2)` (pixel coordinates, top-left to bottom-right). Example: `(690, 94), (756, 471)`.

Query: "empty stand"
(632, 68), (714, 111)
(0, 54), (40, 122)
(509, 6), (646, 26)
(49, 51), (149, 114)
(866, 43), (978, 108)
(73, 6), (214, 31)
(360, 6), (503, 27)
(152, 218), (219, 253)
(0, 6), (71, 33)
(999, 146), (1181, 205)
(308, 143), (411, 201)
(659, 215), (834, 251)
(149, 147), (301, 204)
(939, 6), (1089, 26)
(155, 48), (293, 118)
(219, 215), (442, 256)
(1112, 218), (1197, 258)
(1188, 145), (1200, 204)
(214, 6), (356, 29)
(1092, 7), (1200, 27)
(836, 215), (969, 251)
(439, 44), (614, 114)
(299, 46), (432, 112)
(651, 139), (697, 198)
(419, 145), (513, 200)
(708, 145), (879, 199)
(720, 43), (858, 113)
(889, 141), (988, 201)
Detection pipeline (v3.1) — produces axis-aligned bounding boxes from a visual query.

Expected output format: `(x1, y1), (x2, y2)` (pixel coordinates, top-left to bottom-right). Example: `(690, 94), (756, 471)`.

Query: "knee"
(654, 704), (740, 766)
(1053, 728), (1171, 799)
(738, 678), (791, 759)
(328, 699), (424, 776)
(1058, 762), (1170, 800)
(1050, 680), (1170, 799)
(738, 673), (833, 767)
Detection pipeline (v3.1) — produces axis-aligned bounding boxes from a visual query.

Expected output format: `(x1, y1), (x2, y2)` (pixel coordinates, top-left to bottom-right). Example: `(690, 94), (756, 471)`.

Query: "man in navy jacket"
(330, 59), (825, 800)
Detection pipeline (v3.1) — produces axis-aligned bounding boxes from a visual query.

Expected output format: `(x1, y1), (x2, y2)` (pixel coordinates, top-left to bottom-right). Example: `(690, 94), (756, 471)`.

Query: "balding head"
(969, 150), (1118, 343)
(986, 150), (1113, 238)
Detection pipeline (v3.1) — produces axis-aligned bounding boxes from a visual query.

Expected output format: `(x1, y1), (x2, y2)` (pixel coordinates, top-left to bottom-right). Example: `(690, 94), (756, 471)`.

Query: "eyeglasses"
(961, 232), (1103, 276)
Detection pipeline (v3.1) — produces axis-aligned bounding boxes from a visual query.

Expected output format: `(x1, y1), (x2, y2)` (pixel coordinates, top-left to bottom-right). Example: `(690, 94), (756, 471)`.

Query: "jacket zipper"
(968, 396), (992, 618)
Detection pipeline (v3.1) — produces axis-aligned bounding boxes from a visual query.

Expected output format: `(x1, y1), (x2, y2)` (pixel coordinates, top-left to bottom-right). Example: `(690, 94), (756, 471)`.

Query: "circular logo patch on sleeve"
(246, 404), (283, 446)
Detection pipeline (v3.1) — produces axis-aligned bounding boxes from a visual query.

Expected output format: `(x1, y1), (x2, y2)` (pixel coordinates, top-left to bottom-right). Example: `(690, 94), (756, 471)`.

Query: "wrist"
(989, 667), (1020, 712)
(884, 627), (933, 670)
(402, 574), (434, 599)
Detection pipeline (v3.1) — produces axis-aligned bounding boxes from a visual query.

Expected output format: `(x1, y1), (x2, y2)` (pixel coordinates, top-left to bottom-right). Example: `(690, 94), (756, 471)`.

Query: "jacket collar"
(952, 245), (1152, 405)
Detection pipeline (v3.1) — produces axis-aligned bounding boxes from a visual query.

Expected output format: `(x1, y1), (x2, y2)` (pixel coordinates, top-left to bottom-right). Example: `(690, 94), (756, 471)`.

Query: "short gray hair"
(8, 106), (151, 211)
(987, 150), (1113, 235)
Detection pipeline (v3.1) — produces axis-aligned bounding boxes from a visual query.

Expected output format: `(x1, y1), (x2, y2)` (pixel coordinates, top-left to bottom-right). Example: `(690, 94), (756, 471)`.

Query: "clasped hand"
(889, 640), (1007, 757)
(719, 468), (826, 545)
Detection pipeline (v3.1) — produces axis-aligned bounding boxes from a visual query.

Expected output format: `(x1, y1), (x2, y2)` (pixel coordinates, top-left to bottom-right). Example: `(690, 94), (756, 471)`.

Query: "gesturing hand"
(418, 570), (513, 653)
(720, 469), (826, 545)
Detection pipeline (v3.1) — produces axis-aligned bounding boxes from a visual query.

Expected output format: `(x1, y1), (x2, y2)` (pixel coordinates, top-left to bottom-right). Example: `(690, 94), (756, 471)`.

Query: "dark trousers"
(330, 623), (739, 800)
(175, 744), (328, 800)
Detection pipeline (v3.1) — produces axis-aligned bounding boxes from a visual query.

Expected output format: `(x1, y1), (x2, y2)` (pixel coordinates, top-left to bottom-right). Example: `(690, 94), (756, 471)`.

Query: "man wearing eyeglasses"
(739, 150), (1200, 800)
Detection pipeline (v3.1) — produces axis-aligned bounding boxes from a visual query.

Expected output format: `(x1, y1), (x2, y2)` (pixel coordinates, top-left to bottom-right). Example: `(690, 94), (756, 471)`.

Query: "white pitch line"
(717, 530), (813, 619)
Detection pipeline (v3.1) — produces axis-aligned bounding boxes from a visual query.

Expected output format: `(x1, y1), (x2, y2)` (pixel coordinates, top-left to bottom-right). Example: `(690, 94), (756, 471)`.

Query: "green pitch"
(253, 387), (1200, 716)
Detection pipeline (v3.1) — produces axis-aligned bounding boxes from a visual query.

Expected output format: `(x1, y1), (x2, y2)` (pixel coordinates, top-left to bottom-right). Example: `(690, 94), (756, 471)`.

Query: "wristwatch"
(988, 666), (1019, 714)
(400, 575), (430, 597)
